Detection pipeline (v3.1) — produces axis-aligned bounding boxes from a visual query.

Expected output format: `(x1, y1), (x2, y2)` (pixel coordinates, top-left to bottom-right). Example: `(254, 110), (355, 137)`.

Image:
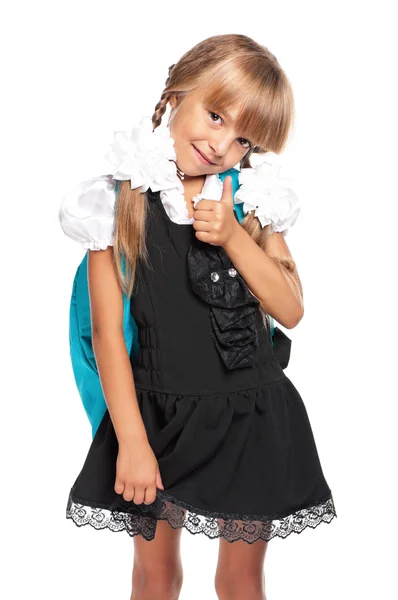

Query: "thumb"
(221, 175), (233, 202)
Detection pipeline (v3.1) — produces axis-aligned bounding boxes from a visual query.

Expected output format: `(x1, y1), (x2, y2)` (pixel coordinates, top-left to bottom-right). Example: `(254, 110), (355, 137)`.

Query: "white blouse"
(58, 173), (223, 251)
(58, 168), (300, 251)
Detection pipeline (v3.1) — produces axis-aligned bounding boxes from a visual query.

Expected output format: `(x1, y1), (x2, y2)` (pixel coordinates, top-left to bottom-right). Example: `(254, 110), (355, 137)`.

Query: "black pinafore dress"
(66, 188), (337, 544)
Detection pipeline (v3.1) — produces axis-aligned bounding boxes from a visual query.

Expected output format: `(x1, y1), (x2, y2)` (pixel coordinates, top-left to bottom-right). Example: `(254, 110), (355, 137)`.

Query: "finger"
(221, 176), (233, 203)
(224, 175), (232, 188)
(114, 480), (125, 495)
(132, 488), (145, 505)
(195, 199), (217, 211)
(193, 220), (212, 232)
(122, 485), (134, 502)
(143, 484), (157, 505)
(195, 230), (218, 245)
(193, 209), (213, 222)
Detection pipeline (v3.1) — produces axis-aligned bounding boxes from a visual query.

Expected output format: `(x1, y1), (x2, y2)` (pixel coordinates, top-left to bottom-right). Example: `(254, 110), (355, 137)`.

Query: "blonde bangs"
(197, 56), (294, 153)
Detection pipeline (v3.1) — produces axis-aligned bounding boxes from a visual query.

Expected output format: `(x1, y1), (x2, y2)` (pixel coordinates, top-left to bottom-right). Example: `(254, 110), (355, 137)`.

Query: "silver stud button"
(228, 268), (237, 277)
(211, 271), (220, 282)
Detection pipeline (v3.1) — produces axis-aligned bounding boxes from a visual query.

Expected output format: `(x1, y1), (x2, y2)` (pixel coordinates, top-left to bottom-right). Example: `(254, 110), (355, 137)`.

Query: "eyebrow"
(221, 109), (253, 142)
(209, 104), (253, 143)
(206, 102), (233, 123)
(218, 108), (234, 123)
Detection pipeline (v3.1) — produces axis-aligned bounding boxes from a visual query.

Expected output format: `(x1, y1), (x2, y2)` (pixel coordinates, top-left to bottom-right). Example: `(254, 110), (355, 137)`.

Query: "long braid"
(240, 149), (254, 169)
(151, 93), (171, 130)
(151, 64), (176, 129)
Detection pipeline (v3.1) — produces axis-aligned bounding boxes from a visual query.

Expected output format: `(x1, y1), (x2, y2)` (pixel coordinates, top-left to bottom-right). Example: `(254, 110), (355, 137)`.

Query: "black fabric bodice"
(129, 188), (284, 395)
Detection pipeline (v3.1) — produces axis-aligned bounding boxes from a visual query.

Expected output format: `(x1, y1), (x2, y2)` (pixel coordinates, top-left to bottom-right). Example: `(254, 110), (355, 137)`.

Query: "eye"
(238, 138), (251, 149)
(207, 111), (252, 150)
(208, 111), (222, 124)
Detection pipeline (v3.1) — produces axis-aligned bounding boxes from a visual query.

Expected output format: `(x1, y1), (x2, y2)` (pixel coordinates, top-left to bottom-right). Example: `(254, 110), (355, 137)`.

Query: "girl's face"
(167, 90), (252, 177)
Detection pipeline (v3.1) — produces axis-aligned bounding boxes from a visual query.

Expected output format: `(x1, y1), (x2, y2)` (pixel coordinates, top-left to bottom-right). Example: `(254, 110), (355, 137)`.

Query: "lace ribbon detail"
(186, 241), (260, 370)
(66, 489), (337, 544)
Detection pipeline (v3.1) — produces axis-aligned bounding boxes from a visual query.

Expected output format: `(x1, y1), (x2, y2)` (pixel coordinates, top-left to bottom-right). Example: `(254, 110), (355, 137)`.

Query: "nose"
(208, 133), (235, 158)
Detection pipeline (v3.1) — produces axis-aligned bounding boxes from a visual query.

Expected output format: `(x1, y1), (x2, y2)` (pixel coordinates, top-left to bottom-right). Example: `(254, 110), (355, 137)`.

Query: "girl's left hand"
(193, 176), (239, 247)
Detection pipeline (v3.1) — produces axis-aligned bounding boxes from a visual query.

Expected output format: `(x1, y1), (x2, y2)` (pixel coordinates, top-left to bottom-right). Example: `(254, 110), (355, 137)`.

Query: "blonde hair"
(113, 33), (298, 327)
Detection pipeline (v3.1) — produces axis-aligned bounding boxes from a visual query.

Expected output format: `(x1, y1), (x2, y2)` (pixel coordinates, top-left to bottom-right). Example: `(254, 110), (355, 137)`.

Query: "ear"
(169, 94), (182, 110)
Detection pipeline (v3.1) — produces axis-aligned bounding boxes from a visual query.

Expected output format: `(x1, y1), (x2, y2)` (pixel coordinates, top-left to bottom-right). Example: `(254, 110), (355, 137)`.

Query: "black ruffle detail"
(187, 241), (260, 370)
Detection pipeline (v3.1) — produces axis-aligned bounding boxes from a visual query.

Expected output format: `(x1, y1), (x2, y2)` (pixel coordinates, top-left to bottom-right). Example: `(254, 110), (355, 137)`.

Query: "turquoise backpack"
(68, 168), (276, 438)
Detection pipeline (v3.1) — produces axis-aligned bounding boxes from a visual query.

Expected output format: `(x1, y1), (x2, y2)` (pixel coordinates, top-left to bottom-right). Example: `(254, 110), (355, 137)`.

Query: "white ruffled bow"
(191, 159), (300, 235)
(104, 116), (178, 193)
(59, 116), (301, 249)
(233, 159), (300, 235)
(105, 116), (204, 224)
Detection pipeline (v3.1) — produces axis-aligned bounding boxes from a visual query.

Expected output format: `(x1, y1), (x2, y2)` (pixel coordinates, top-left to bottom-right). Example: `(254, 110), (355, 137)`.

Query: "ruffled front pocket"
(187, 241), (260, 370)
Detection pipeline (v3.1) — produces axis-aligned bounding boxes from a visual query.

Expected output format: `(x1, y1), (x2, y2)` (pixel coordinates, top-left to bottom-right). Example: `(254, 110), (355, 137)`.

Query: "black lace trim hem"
(66, 488), (337, 544)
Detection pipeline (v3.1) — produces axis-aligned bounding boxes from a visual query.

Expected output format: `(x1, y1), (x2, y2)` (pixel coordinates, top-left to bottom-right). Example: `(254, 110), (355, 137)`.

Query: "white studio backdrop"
(1, 1), (397, 599)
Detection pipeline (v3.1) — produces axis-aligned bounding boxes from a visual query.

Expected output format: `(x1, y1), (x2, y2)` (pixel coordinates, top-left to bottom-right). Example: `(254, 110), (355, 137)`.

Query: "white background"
(2, 0), (397, 598)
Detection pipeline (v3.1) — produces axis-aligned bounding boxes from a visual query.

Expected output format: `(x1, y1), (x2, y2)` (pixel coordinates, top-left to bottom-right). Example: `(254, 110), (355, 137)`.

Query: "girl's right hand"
(114, 440), (164, 505)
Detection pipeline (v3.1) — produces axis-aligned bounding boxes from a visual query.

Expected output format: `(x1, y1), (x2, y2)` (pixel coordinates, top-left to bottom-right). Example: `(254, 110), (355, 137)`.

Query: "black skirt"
(66, 189), (337, 544)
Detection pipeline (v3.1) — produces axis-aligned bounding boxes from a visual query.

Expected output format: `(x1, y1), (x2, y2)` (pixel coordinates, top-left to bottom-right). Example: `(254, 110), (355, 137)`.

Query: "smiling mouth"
(193, 145), (216, 165)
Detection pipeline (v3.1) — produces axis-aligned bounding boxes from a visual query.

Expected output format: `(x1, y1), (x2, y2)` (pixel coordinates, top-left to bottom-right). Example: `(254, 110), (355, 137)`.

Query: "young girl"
(59, 33), (336, 600)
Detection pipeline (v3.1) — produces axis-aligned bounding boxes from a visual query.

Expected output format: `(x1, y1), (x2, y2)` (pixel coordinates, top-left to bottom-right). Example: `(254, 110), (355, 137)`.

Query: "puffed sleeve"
(58, 174), (117, 251)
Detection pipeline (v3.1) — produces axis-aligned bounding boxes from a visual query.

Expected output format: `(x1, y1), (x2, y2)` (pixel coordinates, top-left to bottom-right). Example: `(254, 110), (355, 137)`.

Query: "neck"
(182, 173), (206, 188)
(174, 160), (207, 191)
